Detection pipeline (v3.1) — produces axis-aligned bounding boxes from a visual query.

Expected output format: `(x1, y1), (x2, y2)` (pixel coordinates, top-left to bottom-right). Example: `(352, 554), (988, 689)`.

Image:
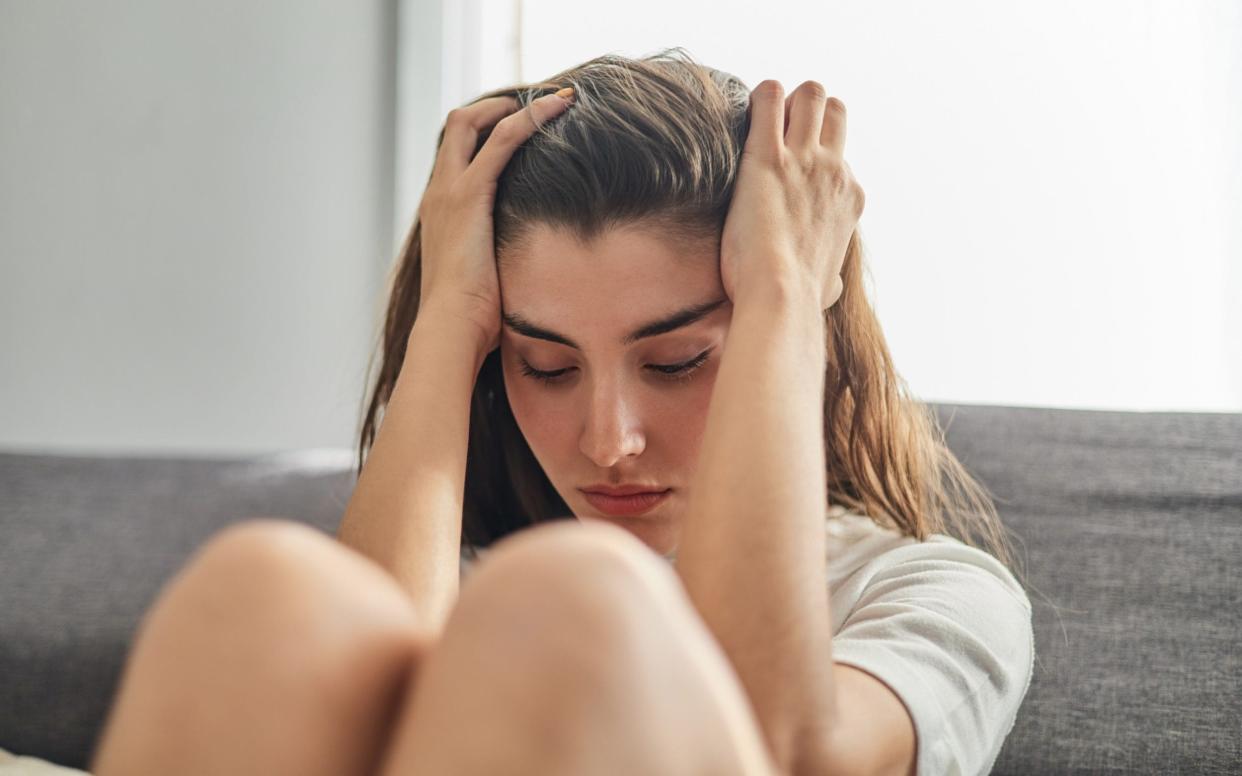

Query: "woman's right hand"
(415, 88), (575, 354)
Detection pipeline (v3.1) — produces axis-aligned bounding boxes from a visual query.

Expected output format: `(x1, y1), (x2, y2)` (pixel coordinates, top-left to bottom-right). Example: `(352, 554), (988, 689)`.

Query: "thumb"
(824, 275), (844, 311)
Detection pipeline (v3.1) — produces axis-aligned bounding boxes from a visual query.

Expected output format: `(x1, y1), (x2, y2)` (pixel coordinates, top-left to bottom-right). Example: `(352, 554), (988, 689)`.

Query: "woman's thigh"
(90, 518), (432, 776)
(375, 519), (779, 776)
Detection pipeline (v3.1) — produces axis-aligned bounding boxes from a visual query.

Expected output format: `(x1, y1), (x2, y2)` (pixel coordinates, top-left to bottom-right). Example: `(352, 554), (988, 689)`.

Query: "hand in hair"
(719, 79), (864, 312)
(415, 87), (576, 352)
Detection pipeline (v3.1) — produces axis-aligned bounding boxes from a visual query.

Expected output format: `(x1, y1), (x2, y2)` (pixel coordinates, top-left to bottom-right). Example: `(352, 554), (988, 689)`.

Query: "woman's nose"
(579, 384), (646, 467)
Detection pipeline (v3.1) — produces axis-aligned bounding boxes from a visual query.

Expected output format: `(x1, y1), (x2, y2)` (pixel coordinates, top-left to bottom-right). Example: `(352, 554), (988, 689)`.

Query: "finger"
(745, 80), (785, 158)
(459, 91), (573, 192)
(786, 80), (828, 151)
(820, 97), (847, 155)
(823, 274), (844, 311)
(433, 95), (522, 182)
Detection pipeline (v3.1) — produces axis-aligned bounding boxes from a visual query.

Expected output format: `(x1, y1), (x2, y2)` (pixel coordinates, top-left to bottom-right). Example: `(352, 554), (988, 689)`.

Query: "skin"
(497, 222), (730, 559)
(91, 78), (917, 776)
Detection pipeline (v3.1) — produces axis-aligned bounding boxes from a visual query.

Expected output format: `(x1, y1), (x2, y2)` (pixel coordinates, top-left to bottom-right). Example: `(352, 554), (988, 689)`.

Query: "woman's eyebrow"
(502, 298), (728, 350)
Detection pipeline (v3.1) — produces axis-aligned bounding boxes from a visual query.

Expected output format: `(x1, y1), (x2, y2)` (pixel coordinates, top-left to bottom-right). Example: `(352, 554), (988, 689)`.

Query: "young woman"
(90, 49), (1033, 776)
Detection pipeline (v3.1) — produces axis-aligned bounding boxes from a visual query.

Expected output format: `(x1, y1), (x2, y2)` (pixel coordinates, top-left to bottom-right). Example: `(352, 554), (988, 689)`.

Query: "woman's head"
(359, 47), (1023, 582)
(497, 221), (727, 558)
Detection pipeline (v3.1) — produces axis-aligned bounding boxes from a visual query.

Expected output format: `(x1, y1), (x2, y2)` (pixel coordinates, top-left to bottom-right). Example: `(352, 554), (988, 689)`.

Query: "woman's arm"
(337, 91), (572, 634)
(337, 308), (488, 635)
(674, 272), (837, 775)
(672, 77), (870, 775)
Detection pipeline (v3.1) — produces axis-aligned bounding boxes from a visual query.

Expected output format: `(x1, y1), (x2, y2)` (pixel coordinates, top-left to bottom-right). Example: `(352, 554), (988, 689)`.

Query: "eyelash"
(518, 349), (714, 387)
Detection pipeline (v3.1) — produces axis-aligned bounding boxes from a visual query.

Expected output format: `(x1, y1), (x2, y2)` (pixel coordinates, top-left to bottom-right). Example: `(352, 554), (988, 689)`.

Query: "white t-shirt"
(460, 506), (1034, 776)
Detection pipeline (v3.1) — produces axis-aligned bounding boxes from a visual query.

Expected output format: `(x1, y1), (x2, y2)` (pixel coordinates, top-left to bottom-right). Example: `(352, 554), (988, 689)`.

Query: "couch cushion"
(0, 746), (89, 774)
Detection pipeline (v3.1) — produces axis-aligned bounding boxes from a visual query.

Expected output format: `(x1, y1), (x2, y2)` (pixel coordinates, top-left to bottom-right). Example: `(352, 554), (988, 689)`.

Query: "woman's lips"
(581, 489), (671, 517)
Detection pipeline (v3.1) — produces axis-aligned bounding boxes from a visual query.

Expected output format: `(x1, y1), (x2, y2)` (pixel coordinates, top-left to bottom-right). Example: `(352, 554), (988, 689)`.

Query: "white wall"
(0, 0), (398, 456)
(393, 0), (520, 248)
(517, 0), (1242, 413)
(3, 1), (1236, 463)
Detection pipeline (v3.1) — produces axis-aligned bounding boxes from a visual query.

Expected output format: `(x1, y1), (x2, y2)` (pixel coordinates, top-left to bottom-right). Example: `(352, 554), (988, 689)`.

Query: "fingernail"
(553, 86), (575, 104)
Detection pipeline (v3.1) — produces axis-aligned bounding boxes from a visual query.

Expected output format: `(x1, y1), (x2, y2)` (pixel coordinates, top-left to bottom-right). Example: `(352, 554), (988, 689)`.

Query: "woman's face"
(498, 222), (732, 558)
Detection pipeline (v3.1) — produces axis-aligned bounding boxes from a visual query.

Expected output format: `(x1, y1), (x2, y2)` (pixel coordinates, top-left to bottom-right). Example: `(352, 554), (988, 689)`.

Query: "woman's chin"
(576, 513), (680, 560)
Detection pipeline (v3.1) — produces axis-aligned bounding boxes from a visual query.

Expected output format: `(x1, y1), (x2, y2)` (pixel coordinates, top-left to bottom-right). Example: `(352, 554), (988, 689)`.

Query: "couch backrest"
(928, 403), (1241, 773)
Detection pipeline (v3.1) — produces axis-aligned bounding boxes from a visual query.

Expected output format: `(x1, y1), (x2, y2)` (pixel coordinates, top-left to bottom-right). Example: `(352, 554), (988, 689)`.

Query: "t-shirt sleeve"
(828, 539), (1035, 776)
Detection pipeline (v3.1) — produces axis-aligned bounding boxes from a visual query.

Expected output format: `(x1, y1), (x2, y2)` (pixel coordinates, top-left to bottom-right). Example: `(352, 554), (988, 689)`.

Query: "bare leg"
(374, 519), (780, 776)
(90, 518), (431, 776)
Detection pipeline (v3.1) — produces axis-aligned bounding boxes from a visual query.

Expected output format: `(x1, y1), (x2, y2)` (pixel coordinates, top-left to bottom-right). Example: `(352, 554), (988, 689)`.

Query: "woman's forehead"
(499, 222), (720, 295)
(498, 224), (726, 347)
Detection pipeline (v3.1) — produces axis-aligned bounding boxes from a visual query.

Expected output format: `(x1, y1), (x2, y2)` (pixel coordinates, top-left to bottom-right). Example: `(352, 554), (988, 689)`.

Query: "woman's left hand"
(720, 79), (865, 311)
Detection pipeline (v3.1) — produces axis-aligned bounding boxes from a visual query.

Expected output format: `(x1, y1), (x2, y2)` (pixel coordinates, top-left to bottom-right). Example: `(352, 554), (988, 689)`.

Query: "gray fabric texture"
(1, 403), (1239, 773)
(930, 404), (1241, 774)
(0, 450), (356, 770)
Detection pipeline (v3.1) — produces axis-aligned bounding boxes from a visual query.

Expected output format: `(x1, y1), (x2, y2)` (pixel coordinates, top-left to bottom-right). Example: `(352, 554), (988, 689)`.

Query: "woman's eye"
(517, 361), (572, 384)
(647, 348), (713, 384)
(518, 348), (714, 387)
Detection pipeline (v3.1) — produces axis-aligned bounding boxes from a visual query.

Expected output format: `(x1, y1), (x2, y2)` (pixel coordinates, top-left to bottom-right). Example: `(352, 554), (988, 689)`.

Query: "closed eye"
(518, 348), (714, 387)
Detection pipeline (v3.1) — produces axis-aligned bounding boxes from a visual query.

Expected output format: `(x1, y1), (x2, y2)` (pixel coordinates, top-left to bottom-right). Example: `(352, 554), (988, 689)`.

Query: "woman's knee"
(470, 518), (682, 609)
(129, 518), (428, 711)
(92, 519), (431, 774)
(415, 520), (767, 774)
(377, 522), (691, 773)
(452, 518), (696, 689)
(171, 518), (419, 625)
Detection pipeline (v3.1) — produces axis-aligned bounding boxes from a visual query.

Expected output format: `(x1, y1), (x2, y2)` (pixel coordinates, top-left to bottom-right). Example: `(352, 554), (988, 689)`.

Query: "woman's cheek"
(502, 369), (554, 445)
(669, 368), (719, 461)
(501, 365), (530, 424)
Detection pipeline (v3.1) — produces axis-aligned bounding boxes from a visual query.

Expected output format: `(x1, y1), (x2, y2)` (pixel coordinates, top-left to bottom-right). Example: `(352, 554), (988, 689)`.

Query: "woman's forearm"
(675, 272), (837, 773)
(337, 310), (488, 635)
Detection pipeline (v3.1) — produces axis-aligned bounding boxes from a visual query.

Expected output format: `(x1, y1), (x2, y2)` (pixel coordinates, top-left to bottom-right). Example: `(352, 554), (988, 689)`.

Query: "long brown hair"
(355, 47), (1026, 586)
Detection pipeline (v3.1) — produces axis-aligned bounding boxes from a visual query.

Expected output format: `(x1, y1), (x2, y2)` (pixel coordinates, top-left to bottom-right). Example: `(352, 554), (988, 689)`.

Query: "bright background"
(2, 0), (1239, 456)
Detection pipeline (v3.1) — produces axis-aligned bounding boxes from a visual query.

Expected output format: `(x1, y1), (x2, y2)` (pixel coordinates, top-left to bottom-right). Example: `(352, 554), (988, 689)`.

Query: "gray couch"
(2, 403), (1239, 773)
